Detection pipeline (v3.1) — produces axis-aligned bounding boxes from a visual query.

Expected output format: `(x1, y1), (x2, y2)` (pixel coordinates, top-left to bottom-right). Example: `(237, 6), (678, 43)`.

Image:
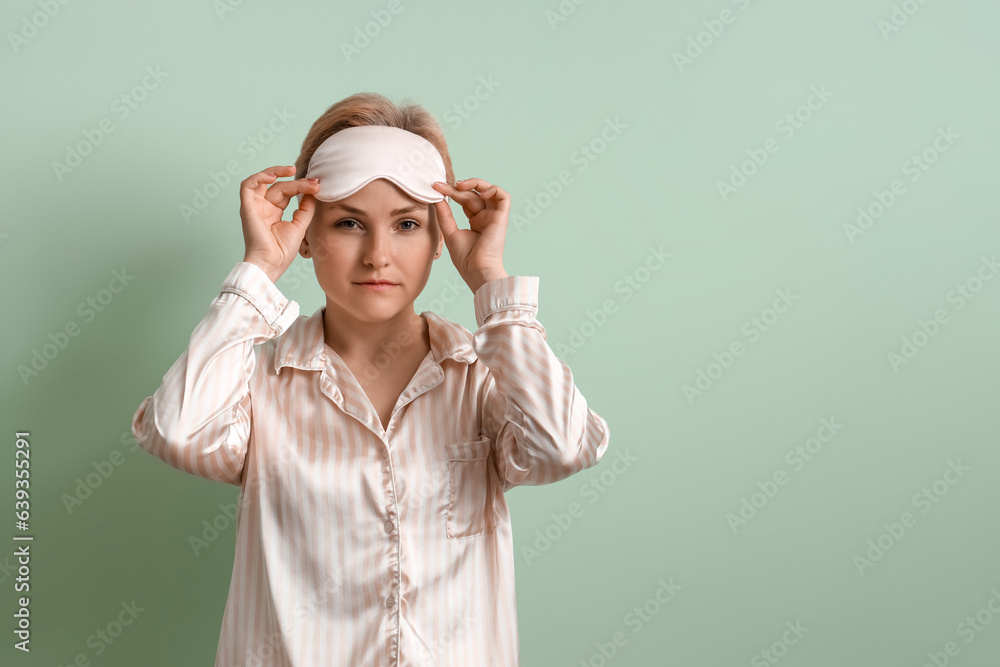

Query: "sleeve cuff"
(473, 276), (540, 329)
(220, 261), (300, 333)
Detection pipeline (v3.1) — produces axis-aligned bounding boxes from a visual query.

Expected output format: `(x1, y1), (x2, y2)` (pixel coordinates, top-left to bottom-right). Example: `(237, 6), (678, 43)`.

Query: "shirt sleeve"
(130, 261), (299, 486)
(473, 276), (611, 492)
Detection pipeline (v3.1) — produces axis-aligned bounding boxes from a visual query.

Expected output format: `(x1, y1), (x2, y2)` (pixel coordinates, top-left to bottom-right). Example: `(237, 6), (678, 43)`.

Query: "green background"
(3, 0), (999, 664)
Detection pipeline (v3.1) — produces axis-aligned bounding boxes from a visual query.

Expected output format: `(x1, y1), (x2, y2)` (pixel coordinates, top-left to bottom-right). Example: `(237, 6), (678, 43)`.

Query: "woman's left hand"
(431, 178), (510, 294)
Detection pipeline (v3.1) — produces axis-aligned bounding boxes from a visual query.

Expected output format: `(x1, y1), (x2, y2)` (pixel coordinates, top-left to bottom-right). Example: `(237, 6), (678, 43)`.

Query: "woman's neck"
(322, 306), (429, 363)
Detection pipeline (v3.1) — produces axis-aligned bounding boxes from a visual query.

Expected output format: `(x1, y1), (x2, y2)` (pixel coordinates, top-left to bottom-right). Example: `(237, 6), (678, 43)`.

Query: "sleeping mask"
(296, 125), (447, 207)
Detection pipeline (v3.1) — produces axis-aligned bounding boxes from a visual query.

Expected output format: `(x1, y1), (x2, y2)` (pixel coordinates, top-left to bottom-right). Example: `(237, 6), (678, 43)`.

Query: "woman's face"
(299, 178), (444, 326)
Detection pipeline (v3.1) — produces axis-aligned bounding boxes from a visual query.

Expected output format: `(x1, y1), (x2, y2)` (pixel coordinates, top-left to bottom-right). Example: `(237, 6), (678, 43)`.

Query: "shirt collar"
(272, 307), (477, 375)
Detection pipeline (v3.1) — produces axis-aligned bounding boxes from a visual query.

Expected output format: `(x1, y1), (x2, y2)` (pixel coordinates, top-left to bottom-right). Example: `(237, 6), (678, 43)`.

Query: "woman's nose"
(362, 230), (390, 267)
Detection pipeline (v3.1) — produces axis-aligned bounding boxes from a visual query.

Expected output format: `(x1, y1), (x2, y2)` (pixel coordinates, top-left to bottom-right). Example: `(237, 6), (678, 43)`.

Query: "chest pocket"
(445, 435), (497, 540)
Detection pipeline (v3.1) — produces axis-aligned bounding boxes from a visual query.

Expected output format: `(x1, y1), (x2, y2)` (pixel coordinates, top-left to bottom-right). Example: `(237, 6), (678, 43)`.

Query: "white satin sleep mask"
(296, 125), (447, 206)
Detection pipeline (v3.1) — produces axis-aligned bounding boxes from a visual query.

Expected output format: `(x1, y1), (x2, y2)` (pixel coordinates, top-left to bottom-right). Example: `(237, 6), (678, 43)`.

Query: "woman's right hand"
(239, 165), (321, 284)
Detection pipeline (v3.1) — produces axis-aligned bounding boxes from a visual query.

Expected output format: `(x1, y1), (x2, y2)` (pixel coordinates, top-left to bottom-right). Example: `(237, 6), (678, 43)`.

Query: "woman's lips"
(355, 282), (397, 291)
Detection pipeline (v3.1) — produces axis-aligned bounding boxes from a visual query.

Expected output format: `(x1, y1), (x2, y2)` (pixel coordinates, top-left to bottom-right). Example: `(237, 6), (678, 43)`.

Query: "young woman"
(131, 92), (611, 666)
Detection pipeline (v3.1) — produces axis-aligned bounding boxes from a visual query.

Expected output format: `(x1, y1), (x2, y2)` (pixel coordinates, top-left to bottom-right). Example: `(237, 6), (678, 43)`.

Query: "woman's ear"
(299, 236), (310, 258)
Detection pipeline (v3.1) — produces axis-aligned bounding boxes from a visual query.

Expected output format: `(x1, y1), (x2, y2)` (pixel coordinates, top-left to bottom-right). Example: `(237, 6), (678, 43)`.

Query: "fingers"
(289, 192), (316, 231)
(462, 179), (510, 214)
(263, 177), (321, 208)
(433, 183), (479, 217)
(241, 166), (318, 197)
(455, 178), (491, 191)
(434, 179), (510, 215)
(241, 165), (294, 193)
(433, 197), (460, 244)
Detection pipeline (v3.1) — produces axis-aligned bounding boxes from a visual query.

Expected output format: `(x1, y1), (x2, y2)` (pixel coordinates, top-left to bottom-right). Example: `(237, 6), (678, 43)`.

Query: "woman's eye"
(334, 219), (420, 230)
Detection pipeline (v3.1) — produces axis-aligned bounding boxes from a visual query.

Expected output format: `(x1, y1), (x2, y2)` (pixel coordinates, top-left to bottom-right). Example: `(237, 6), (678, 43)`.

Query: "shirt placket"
(382, 439), (401, 665)
(319, 355), (447, 666)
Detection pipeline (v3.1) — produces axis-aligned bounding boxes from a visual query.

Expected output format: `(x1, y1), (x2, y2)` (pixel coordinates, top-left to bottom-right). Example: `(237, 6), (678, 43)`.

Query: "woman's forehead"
(324, 178), (426, 209)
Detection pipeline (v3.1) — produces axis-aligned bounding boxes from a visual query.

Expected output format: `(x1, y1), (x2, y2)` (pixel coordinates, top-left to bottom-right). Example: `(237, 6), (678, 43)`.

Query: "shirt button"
(385, 595), (395, 608)
(384, 520), (394, 533)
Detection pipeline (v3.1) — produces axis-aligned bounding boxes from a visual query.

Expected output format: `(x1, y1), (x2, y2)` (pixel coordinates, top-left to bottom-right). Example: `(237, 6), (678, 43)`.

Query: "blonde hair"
(294, 92), (456, 187)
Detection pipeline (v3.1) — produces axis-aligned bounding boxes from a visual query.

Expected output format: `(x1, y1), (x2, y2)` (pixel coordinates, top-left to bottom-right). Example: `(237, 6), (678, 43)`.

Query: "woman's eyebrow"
(329, 203), (424, 216)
